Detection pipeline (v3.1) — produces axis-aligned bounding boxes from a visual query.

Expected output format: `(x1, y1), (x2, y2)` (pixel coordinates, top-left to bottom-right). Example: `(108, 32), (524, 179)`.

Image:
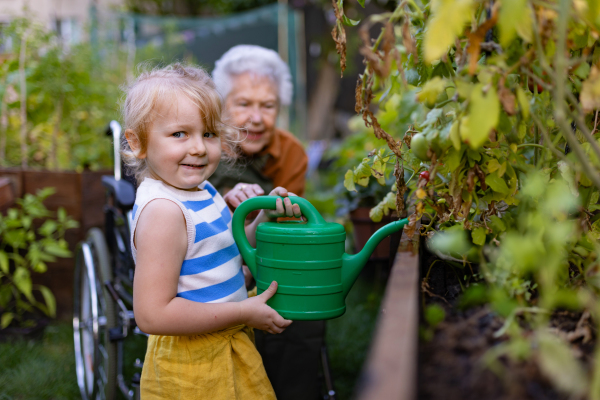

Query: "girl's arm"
(243, 186), (302, 247)
(133, 199), (291, 336)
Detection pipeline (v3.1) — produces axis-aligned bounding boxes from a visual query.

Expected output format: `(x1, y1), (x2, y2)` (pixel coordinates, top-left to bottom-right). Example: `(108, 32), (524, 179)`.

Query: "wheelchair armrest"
(102, 176), (135, 209)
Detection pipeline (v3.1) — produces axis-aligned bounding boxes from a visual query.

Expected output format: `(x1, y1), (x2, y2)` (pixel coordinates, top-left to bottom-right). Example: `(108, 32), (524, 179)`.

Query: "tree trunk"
(306, 60), (340, 141)
(50, 94), (64, 170)
(0, 81), (8, 164)
(19, 30), (28, 168)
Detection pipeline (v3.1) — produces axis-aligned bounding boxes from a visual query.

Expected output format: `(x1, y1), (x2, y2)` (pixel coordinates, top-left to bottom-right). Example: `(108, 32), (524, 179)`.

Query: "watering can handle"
(231, 196), (326, 277)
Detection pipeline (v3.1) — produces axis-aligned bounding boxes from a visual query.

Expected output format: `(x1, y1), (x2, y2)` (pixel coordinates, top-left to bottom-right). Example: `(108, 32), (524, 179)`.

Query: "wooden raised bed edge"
(355, 225), (420, 400)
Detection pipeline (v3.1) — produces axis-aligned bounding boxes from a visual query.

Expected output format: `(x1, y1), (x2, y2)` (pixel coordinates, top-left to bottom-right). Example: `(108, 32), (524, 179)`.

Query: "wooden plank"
(80, 170), (109, 233)
(355, 227), (420, 400)
(0, 176), (15, 211)
(0, 168), (24, 199)
(23, 170), (82, 222)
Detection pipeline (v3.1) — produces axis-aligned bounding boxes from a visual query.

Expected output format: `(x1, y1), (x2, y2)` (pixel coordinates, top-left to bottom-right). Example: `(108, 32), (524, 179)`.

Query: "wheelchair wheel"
(73, 228), (118, 400)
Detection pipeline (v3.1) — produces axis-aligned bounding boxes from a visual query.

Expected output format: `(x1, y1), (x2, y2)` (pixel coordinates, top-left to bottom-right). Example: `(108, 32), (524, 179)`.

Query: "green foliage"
(124, 0), (277, 16)
(0, 18), (122, 170)
(0, 16), (187, 171)
(333, 0), (600, 396)
(0, 188), (78, 328)
(0, 323), (80, 398)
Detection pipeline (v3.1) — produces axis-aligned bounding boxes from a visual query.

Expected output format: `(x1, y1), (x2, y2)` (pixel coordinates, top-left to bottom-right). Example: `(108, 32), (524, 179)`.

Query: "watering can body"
(232, 196), (407, 320)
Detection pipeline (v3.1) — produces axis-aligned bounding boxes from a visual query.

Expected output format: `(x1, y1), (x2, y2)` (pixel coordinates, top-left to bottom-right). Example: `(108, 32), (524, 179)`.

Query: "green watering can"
(232, 196), (408, 320)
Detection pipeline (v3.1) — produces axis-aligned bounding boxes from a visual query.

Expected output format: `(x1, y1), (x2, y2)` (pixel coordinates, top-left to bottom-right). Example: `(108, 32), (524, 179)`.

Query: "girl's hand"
(265, 187), (302, 219)
(223, 182), (264, 210)
(239, 281), (292, 334)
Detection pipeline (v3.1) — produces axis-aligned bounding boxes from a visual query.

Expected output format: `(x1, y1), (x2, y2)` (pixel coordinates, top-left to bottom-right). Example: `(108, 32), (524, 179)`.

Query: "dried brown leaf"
(402, 19), (417, 58)
(394, 159), (407, 216)
(331, 0), (347, 76)
(498, 86), (516, 115)
(403, 212), (418, 239)
(466, 6), (498, 75)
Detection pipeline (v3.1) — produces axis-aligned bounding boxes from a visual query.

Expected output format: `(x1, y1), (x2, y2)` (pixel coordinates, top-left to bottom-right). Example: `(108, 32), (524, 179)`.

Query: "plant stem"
(516, 143), (546, 149)
(405, 169), (417, 185)
(553, 0), (600, 190)
(530, 113), (574, 165)
(0, 77), (7, 165)
(18, 29), (28, 168)
(537, 60), (600, 163)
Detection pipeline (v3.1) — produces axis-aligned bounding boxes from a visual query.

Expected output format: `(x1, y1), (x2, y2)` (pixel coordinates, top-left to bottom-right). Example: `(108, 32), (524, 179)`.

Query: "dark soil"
(417, 245), (596, 400)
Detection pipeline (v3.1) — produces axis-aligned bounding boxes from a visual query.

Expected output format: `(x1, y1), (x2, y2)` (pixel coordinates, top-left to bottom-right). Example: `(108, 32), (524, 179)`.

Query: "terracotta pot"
(349, 207), (398, 261)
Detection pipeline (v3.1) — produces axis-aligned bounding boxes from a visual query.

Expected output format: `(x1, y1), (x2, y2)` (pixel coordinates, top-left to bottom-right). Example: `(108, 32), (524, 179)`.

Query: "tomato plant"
(330, 0), (600, 395)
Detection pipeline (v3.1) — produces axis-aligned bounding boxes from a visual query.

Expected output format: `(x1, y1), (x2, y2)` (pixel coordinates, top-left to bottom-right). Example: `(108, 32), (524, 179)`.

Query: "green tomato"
(411, 133), (430, 161)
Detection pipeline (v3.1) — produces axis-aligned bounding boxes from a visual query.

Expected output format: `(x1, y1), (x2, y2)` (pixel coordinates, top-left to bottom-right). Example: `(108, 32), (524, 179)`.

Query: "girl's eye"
(172, 132), (185, 138)
(204, 132), (217, 138)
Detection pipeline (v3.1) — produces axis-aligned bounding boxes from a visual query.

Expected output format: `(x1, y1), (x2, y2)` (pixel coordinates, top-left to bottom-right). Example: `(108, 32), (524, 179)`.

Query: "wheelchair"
(72, 121), (337, 400)
(73, 120), (144, 400)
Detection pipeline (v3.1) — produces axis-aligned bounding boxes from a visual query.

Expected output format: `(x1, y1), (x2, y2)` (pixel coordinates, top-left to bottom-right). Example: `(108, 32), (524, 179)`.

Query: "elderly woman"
(211, 44), (307, 203)
(211, 45), (323, 400)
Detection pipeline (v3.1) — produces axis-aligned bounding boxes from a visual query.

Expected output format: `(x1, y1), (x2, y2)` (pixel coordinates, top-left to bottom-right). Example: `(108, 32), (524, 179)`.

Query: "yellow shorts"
(141, 324), (276, 399)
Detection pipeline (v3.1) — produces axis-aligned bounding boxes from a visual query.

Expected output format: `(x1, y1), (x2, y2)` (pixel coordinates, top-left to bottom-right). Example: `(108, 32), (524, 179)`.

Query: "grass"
(0, 272), (385, 400)
(0, 323), (80, 400)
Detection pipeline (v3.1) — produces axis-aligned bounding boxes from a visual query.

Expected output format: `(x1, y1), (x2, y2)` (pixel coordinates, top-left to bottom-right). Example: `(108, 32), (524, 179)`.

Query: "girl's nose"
(190, 135), (207, 155)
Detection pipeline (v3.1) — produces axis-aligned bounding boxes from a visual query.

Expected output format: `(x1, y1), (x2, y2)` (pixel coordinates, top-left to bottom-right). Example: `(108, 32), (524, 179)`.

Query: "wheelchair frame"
(73, 121), (144, 400)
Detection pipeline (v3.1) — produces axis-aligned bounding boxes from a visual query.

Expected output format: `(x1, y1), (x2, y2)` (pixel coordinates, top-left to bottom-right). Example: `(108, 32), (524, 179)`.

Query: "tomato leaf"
(498, 0), (533, 47)
(485, 172), (511, 195)
(344, 170), (356, 192)
(463, 84), (500, 149)
(472, 226), (487, 245)
(424, 0), (474, 63)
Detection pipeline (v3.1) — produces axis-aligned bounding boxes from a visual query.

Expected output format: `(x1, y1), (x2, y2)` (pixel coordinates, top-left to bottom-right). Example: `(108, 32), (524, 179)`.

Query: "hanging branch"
(18, 28), (29, 168)
(331, 0), (347, 76)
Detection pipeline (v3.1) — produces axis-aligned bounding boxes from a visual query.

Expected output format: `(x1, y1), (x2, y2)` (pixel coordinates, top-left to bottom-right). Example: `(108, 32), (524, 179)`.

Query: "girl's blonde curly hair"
(121, 63), (239, 184)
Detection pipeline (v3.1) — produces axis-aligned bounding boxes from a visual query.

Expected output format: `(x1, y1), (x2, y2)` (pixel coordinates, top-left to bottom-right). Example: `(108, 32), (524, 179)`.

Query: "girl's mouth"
(181, 164), (205, 168)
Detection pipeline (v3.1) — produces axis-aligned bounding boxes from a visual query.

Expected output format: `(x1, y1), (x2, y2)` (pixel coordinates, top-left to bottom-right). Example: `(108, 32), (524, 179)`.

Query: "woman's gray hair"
(212, 45), (293, 106)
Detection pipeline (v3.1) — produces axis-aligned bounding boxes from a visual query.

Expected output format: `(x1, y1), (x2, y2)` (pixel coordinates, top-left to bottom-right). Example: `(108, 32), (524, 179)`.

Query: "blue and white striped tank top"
(130, 177), (247, 303)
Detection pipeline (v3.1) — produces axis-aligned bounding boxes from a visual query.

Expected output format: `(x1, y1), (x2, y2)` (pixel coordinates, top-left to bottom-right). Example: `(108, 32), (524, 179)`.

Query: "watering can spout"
(341, 218), (409, 298)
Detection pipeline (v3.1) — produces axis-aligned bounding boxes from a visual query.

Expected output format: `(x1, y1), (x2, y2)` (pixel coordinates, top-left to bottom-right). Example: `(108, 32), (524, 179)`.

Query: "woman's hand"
(265, 186), (302, 219)
(242, 186), (303, 248)
(239, 281), (292, 334)
(223, 183), (264, 210)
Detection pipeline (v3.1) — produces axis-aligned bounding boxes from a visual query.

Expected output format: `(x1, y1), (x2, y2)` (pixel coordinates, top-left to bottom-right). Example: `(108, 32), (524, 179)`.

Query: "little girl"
(121, 63), (301, 399)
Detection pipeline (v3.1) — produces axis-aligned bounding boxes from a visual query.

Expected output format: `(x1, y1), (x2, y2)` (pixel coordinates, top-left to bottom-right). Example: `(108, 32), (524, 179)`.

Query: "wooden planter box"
(355, 226), (420, 400)
(0, 168), (110, 320)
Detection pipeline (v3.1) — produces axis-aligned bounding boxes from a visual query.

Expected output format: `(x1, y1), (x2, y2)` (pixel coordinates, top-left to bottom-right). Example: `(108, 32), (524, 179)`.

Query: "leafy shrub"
(0, 188), (78, 328)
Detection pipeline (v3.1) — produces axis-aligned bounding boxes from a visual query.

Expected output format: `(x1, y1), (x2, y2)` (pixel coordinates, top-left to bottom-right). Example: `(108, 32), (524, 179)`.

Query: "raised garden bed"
(352, 229), (596, 400)
(355, 225), (420, 400)
(416, 243), (596, 400)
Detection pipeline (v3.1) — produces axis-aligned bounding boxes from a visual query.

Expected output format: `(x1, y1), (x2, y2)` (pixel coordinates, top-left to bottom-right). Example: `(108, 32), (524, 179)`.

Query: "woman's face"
(224, 72), (279, 155)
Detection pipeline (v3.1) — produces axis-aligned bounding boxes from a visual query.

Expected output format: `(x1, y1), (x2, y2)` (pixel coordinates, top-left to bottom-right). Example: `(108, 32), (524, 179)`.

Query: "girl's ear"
(125, 129), (146, 159)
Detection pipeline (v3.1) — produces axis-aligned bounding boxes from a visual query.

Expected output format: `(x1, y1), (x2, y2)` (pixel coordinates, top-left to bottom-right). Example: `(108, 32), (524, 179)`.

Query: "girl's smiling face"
(136, 95), (222, 191)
